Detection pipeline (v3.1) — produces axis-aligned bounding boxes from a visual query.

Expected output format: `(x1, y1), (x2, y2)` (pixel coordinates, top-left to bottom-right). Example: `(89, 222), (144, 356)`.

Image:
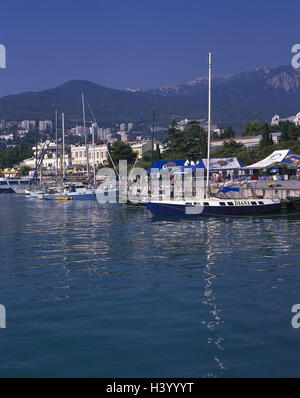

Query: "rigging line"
(128, 116), (154, 180)
(85, 98), (119, 178)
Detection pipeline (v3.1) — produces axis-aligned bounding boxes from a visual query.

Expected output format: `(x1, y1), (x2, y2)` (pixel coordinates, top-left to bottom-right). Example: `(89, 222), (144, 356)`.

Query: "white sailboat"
(144, 53), (281, 216)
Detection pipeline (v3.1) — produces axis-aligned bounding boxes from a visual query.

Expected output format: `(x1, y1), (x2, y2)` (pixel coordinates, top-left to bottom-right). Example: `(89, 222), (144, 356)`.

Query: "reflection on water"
(0, 196), (300, 377)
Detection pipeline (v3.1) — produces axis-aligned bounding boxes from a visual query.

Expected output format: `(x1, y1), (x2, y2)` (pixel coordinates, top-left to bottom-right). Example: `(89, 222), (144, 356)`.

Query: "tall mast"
(82, 92), (90, 180)
(92, 123), (96, 186)
(62, 113), (65, 179)
(206, 52), (212, 196)
(35, 119), (39, 186)
(55, 110), (58, 183)
(151, 107), (155, 165)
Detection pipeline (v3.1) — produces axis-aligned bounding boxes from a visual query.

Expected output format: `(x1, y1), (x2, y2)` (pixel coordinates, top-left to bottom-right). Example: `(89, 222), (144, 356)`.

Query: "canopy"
(245, 150), (300, 169)
(147, 160), (185, 173)
(203, 157), (245, 170)
(148, 158), (244, 173)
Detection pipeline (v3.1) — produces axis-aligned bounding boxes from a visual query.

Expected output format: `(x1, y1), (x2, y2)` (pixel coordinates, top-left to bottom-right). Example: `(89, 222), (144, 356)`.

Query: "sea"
(0, 194), (300, 377)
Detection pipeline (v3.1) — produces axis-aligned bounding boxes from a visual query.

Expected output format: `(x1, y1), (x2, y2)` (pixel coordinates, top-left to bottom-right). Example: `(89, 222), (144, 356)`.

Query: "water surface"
(0, 195), (300, 377)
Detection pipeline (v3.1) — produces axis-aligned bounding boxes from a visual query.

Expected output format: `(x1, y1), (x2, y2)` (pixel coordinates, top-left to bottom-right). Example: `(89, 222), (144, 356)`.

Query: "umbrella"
(270, 168), (279, 173)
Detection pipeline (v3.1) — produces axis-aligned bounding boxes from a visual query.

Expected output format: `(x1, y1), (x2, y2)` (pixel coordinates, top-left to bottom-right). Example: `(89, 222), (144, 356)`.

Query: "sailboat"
(144, 53), (281, 216)
(42, 103), (96, 201)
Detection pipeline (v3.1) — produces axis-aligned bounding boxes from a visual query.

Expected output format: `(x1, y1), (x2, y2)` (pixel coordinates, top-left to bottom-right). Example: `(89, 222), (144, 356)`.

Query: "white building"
(0, 133), (13, 141)
(71, 125), (90, 137)
(118, 131), (127, 142)
(17, 129), (28, 139)
(22, 141), (71, 170)
(71, 143), (109, 167)
(129, 140), (152, 159)
(211, 132), (281, 152)
(177, 118), (217, 132)
(39, 120), (52, 131)
(120, 123), (126, 131)
(271, 112), (300, 126)
(21, 120), (36, 131)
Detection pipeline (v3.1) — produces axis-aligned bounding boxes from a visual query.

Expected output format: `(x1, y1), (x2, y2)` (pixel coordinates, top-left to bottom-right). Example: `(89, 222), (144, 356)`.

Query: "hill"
(0, 65), (300, 132)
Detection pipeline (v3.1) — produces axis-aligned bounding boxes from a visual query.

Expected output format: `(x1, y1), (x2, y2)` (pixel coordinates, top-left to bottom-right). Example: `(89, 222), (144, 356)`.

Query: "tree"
(107, 141), (137, 169)
(260, 123), (273, 147)
(163, 120), (207, 161)
(19, 165), (32, 176)
(223, 126), (235, 138)
(242, 120), (262, 136)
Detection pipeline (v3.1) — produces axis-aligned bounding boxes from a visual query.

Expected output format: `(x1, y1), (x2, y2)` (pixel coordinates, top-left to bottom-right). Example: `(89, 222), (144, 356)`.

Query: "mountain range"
(0, 65), (300, 133)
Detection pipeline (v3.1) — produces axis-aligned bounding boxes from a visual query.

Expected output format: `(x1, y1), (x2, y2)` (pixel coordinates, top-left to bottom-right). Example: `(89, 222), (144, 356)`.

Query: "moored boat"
(145, 198), (281, 216)
(143, 53), (282, 217)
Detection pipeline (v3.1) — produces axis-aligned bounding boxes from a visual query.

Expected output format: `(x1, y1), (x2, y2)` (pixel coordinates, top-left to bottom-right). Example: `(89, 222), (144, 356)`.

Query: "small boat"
(42, 184), (96, 201)
(0, 177), (31, 193)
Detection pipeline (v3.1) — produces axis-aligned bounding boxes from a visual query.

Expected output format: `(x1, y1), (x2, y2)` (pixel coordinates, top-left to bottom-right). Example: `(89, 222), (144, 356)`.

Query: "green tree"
(242, 120), (262, 136)
(223, 126), (235, 138)
(19, 165), (32, 176)
(163, 120), (207, 161)
(260, 123), (273, 147)
(107, 141), (137, 169)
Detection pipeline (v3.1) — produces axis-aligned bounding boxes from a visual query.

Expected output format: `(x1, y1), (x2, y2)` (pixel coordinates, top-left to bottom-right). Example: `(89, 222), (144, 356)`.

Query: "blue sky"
(0, 0), (299, 96)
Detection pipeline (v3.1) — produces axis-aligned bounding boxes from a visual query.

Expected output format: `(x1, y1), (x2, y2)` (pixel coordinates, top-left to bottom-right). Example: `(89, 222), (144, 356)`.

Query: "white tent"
(203, 157), (245, 170)
(245, 150), (300, 169)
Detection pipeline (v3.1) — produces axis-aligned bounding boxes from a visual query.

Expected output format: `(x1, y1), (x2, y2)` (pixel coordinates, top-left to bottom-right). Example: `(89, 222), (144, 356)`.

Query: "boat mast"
(151, 107), (155, 165)
(35, 119), (39, 186)
(82, 93), (90, 181)
(92, 121), (96, 186)
(206, 52), (212, 197)
(62, 112), (65, 179)
(55, 109), (59, 183)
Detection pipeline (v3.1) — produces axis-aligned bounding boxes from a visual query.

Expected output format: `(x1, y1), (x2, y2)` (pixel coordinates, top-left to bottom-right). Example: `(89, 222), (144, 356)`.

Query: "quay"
(214, 180), (300, 208)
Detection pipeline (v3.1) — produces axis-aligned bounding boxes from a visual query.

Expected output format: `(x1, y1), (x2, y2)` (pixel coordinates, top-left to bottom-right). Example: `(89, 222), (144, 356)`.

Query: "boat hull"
(43, 193), (96, 201)
(145, 200), (281, 216)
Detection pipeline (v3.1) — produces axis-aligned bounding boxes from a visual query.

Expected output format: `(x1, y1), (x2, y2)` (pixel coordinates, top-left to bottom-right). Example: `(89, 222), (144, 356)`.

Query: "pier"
(212, 180), (300, 208)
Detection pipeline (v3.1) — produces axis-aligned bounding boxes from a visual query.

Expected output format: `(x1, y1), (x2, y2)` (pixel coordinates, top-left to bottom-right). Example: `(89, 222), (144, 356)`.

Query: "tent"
(245, 150), (300, 169)
(203, 157), (245, 170)
(147, 157), (244, 173)
(147, 160), (186, 173)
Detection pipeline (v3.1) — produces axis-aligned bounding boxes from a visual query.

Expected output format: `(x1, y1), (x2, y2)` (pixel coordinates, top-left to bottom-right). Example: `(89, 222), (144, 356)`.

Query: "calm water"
(0, 195), (300, 377)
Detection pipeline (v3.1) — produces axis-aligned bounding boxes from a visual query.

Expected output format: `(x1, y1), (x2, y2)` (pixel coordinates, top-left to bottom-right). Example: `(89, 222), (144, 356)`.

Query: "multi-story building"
(39, 120), (53, 132)
(71, 143), (109, 167)
(119, 123), (126, 131)
(21, 120), (36, 131)
(118, 131), (127, 142)
(129, 140), (152, 159)
(21, 141), (71, 170)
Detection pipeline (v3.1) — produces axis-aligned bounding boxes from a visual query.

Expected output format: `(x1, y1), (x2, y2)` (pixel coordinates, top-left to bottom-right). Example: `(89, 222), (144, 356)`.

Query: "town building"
(0, 133), (14, 141)
(21, 141), (71, 170)
(39, 120), (52, 132)
(177, 118), (218, 132)
(271, 112), (300, 126)
(129, 140), (152, 159)
(211, 133), (282, 152)
(71, 143), (109, 167)
(21, 120), (36, 131)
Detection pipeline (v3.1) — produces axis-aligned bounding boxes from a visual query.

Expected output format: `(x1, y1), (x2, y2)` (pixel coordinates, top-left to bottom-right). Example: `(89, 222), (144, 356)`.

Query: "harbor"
(1, 0), (300, 383)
